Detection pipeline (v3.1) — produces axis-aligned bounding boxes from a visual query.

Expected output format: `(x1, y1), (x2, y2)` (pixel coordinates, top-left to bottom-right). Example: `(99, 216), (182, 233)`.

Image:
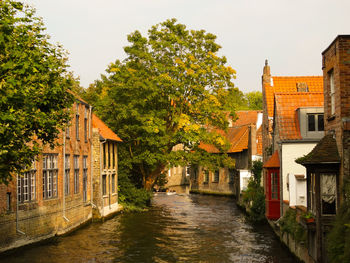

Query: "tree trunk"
(143, 163), (167, 190)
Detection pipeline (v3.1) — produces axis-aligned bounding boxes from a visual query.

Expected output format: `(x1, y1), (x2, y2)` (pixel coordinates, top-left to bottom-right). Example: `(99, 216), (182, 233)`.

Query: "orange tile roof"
(199, 125), (249, 153)
(256, 126), (262, 156)
(232, 110), (262, 127)
(264, 76), (323, 117)
(92, 114), (122, 142)
(274, 92), (324, 140)
(263, 150), (280, 168)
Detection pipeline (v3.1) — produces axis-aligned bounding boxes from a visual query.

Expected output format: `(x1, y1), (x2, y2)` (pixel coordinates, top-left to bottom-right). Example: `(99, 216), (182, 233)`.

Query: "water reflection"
(1, 192), (296, 263)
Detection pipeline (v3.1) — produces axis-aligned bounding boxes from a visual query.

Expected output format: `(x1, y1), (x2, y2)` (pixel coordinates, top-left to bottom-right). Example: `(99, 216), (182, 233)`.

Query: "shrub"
(279, 208), (306, 244)
(118, 171), (152, 211)
(327, 185), (350, 263)
(242, 160), (265, 223)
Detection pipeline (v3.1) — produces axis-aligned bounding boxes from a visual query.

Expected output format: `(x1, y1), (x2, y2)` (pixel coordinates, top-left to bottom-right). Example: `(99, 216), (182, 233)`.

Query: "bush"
(327, 191), (350, 263)
(279, 208), (306, 244)
(118, 171), (152, 211)
(242, 160), (265, 223)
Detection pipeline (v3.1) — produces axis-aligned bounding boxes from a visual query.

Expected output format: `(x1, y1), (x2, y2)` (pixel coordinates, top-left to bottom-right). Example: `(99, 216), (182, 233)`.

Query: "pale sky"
(24, 0), (350, 92)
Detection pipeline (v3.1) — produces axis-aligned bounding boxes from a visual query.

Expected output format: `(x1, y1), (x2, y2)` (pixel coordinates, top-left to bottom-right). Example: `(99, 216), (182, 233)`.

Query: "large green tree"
(0, 1), (74, 183)
(87, 19), (237, 189)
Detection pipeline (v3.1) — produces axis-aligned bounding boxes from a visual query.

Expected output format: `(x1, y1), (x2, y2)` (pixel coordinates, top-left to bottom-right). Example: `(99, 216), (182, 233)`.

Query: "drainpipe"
(89, 106), (96, 209)
(100, 139), (107, 218)
(16, 174), (26, 235)
(63, 132), (69, 222)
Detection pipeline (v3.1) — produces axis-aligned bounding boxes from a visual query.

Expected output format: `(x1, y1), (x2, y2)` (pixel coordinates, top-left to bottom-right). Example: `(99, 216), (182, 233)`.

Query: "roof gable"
(199, 125), (250, 153)
(92, 114), (122, 142)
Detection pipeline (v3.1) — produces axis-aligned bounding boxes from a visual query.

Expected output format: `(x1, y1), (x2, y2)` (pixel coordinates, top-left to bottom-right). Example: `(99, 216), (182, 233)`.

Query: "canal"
(1, 189), (296, 263)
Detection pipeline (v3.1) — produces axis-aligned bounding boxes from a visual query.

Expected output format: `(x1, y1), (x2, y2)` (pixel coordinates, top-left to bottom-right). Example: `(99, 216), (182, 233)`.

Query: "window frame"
(42, 154), (58, 200)
(307, 113), (324, 132)
(74, 155), (80, 194)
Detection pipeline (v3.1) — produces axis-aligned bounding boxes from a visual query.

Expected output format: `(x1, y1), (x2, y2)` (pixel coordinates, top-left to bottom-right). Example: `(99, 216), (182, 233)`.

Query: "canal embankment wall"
(267, 219), (315, 263)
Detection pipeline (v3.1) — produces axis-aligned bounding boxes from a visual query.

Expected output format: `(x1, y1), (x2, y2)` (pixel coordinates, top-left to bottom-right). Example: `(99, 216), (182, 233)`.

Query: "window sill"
(103, 195), (108, 198)
(112, 193), (118, 196)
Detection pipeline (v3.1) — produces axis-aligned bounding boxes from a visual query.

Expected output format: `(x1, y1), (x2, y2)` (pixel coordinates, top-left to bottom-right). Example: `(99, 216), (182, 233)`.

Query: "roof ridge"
(272, 76), (323, 78)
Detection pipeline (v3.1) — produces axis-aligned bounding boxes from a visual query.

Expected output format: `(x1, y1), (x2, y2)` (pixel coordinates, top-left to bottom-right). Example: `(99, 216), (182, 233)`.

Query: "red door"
(265, 168), (280, 220)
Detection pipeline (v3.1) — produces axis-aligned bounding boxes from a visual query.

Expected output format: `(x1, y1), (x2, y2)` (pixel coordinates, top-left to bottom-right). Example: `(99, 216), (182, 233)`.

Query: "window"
(18, 161), (36, 203)
(43, 155), (58, 199)
(6, 193), (11, 211)
(213, 170), (219, 182)
(185, 166), (191, 177)
(228, 169), (235, 184)
(321, 173), (336, 215)
(76, 103), (80, 140)
(193, 168), (198, 181)
(74, 155), (80, 194)
(329, 70), (335, 115)
(111, 174), (116, 193)
(103, 143), (106, 169)
(309, 173), (316, 214)
(308, 114), (324, 131)
(102, 174), (107, 196)
(66, 123), (70, 139)
(84, 107), (88, 142)
(112, 143), (115, 169)
(83, 156), (88, 202)
(296, 82), (309, 92)
(204, 170), (209, 183)
(65, 155), (70, 195)
(271, 172), (278, 200)
(108, 142), (110, 168)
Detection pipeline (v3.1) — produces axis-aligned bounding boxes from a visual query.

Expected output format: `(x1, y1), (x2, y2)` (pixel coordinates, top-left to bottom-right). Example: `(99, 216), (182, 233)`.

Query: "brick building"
(91, 114), (122, 219)
(0, 97), (122, 252)
(190, 111), (262, 196)
(297, 35), (350, 263)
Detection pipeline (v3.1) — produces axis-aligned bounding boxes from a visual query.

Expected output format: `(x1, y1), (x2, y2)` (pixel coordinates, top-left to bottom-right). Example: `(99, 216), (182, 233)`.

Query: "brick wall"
(0, 101), (93, 252)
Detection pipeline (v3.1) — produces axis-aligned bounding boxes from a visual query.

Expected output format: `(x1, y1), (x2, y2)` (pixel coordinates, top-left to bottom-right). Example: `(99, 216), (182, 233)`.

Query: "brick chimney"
(262, 59), (271, 85)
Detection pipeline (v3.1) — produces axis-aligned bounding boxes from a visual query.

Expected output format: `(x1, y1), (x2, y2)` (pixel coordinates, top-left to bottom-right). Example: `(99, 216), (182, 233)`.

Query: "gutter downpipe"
(63, 132), (69, 222)
(16, 174), (25, 235)
(100, 139), (107, 218)
(90, 106), (96, 209)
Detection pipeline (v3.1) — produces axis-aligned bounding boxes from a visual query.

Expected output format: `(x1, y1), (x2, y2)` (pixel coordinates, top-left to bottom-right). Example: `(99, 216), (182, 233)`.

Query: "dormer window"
(297, 82), (309, 92)
(308, 114), (324, 132)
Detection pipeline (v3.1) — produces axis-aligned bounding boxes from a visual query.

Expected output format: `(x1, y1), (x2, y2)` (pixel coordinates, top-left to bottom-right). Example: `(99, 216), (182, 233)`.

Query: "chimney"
(262, 59), (271, 86)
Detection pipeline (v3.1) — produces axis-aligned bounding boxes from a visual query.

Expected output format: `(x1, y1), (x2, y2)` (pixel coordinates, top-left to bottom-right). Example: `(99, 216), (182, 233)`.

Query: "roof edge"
(322, 35), (350, 55)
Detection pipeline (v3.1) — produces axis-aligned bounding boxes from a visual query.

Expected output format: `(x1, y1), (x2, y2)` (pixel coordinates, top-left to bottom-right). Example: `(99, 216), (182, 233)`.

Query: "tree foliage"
(0, 1), (74, 183)
(86, 19), (237, 189)
(245, 91), (262, 110)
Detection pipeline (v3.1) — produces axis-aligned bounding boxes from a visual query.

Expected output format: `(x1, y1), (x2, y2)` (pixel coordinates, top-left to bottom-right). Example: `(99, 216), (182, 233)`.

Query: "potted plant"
(304, 211), (315, 223)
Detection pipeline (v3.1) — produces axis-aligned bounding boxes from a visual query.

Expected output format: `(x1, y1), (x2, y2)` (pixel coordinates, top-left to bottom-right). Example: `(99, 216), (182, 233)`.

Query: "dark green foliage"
(0, 0), (74, 183)
(242, 160), (265, 223)
(279, 208), (306, 244)
(118, 171), (152, 211)
(327, 184), (350, 263)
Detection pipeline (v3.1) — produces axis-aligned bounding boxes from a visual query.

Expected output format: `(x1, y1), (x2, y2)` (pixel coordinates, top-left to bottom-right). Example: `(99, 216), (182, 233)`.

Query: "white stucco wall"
(281, 143), (317, 207)
(240, 169), (252, 192)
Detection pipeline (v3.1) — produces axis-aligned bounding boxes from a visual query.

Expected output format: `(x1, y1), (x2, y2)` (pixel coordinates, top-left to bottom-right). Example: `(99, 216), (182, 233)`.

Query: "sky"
(24, 0), (350, 93)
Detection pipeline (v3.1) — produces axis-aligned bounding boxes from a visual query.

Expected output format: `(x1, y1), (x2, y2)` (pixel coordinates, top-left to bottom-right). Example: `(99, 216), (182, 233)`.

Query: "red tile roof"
(264, 76), (323, 117)
(232, 110), (262, 127)
(263, 150), (280, 168)
(199, 125), (249, 153)
(274, 92), (324, 140)
(92, 114), (122, 142)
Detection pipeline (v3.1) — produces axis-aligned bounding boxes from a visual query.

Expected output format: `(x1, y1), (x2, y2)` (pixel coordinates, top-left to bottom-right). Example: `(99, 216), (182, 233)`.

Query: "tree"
(87, 19), (237, 190)
(245, 91), (262, 110)
(0, 1), (74, 183)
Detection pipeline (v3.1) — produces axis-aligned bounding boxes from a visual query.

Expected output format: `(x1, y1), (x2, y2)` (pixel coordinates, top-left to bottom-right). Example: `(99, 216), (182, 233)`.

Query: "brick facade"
(0, 100), (104, 252)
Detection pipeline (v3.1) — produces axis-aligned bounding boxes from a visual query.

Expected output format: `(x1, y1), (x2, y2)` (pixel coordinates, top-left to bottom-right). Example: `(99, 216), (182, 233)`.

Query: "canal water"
(1, 188), (296, 263)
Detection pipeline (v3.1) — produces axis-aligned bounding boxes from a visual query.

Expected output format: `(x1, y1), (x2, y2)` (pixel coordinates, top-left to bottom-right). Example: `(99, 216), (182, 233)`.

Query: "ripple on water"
(0, 193), (296, 263)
